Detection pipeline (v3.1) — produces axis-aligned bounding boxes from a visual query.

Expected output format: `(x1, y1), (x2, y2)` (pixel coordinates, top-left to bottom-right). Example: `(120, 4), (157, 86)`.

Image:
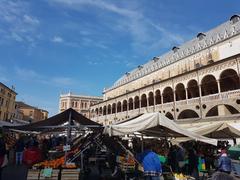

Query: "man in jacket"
(218, 149), (231, 174)
(137, 144), (162, 180)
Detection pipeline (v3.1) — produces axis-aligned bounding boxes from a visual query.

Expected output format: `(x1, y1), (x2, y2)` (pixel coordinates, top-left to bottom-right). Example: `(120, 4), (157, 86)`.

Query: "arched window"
(178, 109), (199, 119)
(134, 96), (139, 109)
(162, 87), (174, 103)
(103, 106), (107, 115)
(155, 90), (161, 104)
(107, 104), (111, 114)
(220, 69), (240, 92)
(117, 102), (122, 112)
(128, 98), (133, 110)
(175, 83), (186, 101)
(112, 103), (116, 113)
(187, 80), (199, 98)
(141, 94), (147, 107)
(148, 92), (154, 106)
(99, 107), (102, 116)
(123, 100), (127, 112)
(201, 75), (218, 96)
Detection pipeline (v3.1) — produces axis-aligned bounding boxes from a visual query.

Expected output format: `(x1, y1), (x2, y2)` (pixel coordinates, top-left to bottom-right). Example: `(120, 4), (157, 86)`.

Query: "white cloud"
(0, 0), (40, 44)
(52, 77), (75, 86)
(52, 36), (64, 43)
(23, 15), (40, 25)
(14, 66), (76, 87)
(50, 0), (187, 54)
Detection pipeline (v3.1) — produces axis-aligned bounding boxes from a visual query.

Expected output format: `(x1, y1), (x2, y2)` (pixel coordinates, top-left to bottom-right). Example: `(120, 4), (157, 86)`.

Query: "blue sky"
(0, 0), (239, 116)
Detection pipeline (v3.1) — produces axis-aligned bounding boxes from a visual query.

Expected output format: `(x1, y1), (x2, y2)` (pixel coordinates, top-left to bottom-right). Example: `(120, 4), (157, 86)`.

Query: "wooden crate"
(61, 169), (80, 180)
(27, 169), (40, 180)
(39, 169), (59, 180)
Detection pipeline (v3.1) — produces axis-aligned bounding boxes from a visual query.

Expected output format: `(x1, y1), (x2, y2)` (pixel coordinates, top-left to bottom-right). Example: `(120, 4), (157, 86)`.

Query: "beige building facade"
(90, 15), (240, 125)
(16, 101), (48, 123)
(0, 83), (17, 121)
(59, 93), (103, 118)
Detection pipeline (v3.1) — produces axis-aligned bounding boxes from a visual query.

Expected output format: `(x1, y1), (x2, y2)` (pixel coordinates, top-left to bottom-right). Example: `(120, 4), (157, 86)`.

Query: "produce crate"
(39, 169), (60, 180)
(27, 169), (40, 180)
(61, 169), (80, 180)
(120, 162), (135, 172)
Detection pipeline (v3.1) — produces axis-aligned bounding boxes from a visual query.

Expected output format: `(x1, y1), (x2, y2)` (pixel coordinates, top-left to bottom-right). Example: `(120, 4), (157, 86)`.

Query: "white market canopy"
(179, 120), (240, 139)
(103, 112), (218, 146)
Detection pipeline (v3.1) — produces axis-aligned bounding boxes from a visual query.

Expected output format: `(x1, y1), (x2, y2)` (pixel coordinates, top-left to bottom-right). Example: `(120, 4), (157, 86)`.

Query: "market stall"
(104, 112), (218, 146)
(3, 108), (103, 179)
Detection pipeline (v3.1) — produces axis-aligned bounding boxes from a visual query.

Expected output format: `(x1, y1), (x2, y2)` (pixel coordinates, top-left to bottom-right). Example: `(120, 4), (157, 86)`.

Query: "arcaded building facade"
(90, 15), (240, 125)
(59, 93), (103, 118)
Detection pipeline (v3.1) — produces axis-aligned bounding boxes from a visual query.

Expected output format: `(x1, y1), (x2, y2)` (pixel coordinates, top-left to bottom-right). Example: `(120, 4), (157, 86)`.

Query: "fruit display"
(173, 173), (194, 180)
(34, 156), (65, 169)
(117, 155), (135, 172)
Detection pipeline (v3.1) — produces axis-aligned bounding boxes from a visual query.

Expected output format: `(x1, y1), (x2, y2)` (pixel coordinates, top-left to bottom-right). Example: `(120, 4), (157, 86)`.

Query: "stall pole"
(141, 134), (144, 153)
(65, 111), (72, 164)
(80, 152), (84, 170)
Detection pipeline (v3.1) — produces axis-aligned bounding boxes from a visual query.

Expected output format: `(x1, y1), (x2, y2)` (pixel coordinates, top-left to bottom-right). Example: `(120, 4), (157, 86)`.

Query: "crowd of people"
(132, 139), (235, 180)
(0, 129), (238, 180)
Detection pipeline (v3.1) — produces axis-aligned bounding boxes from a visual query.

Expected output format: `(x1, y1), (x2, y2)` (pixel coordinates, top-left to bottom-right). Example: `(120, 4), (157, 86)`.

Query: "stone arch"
(220, 69), (240, 92)
(165, 112), (174, 120)
(206, 104), (239, 117)
(123, 100), (128, 112)
(162, 87), (174, 103)
(141, 94), (147, 107)
(99, 107), (102, 115)
(187, 79), (199, 98)
(175, 83), (186, 101)
(134, 96), (140, 109)
(148, 92), (154, 106)
(103, 106), (107, 115)
(128, 98), (133, 110)
(201, 75), (218, 96)
(107, 104), (111, 114)
(117, 101), (121, 112)
(178, 109), (199, 119)
(155, 89), (161, 104)
(95, 108), (98, 115)
(112, 103), (116, 113)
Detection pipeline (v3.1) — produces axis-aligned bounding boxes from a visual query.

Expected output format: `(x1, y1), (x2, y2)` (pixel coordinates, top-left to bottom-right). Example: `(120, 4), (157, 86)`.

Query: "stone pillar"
(199, 84), (203, 119)
(217, 79), (221, 94)
(147, 95), (149, 111)
(185, 88), (188, 104)
(153, 95), (156, 111)
(173, 91), (176, 120)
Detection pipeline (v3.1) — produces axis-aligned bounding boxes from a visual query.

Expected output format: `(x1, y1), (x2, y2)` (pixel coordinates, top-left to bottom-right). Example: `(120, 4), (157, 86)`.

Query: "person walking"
(137, 144), (162, 180)
(15, 136), (25, 165)
(217, 149), (231, 174)
(188, 148), (199, 180)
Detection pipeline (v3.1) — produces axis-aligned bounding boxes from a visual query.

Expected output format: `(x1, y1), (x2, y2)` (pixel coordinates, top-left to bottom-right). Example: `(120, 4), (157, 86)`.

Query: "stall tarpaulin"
(3, 108), (101, 132)
(103, 112), (217, 146)
(179, 121), (240, 138)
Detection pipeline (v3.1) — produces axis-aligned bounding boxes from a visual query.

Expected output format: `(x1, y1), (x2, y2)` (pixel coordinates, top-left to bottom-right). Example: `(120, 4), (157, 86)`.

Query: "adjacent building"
(0, 82), (17, 121)
(59, 92), (103, 118)
(90, 15), (240, 125)
(15, 101), (48, 123)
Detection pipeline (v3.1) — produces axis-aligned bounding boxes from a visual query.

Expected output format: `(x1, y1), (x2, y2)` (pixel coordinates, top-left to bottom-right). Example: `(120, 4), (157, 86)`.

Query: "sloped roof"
(4, 108), (101, 131)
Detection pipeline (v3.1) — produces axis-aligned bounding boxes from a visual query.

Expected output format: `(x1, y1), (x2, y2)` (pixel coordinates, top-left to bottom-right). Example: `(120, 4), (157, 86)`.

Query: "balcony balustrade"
(91, 89), (240, 123)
